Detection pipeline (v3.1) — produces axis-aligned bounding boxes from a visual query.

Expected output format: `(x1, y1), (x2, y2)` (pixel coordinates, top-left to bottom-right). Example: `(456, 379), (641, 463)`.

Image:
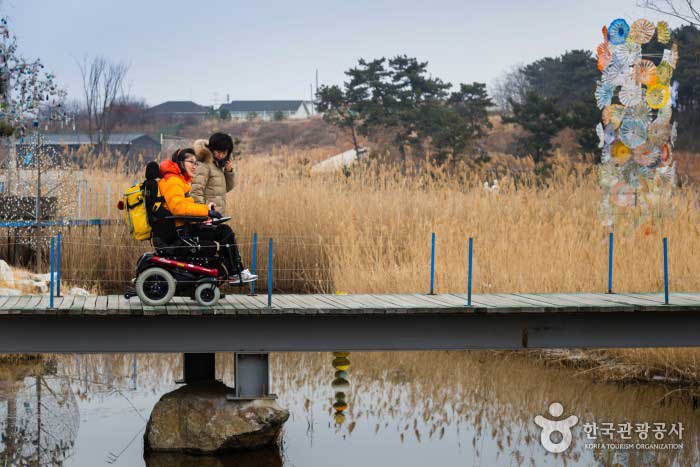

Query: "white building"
(219, 100), (315, 121)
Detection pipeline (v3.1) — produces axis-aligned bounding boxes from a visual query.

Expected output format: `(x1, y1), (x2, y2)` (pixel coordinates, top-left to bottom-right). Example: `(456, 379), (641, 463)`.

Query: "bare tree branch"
(77, 56), (129, 149)
(638, 0), (700, 27)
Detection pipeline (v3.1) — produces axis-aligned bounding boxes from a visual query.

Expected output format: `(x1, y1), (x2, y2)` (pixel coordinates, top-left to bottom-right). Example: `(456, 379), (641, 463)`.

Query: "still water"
(0, 351), (698, 466)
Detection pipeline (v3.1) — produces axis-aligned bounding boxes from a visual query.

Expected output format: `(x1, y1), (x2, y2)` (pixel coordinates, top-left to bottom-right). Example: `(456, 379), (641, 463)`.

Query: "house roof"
(220, 100), (305, 112)
(28, 133), (159, 146)
(148, 101), (210, 114)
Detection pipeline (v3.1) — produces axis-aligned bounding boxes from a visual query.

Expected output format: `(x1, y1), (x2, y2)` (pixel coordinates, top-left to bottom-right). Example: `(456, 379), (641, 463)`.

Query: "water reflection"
(0, 351), (697, 466)
(0, 357), (78, 466)
(331, 352), (350, 425)
(145, 445), (282, 467)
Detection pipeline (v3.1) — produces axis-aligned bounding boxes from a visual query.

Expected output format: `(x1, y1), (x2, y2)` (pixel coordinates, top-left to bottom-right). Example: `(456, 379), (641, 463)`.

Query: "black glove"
(208, 210), (222, 219)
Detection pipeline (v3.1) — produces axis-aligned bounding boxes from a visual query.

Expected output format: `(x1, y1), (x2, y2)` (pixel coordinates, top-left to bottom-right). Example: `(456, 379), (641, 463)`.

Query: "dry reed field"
(4, 146), (700, 382)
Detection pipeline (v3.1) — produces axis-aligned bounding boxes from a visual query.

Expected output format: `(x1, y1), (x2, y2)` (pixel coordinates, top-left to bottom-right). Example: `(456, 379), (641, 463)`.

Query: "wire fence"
(0, 219), (685, 307)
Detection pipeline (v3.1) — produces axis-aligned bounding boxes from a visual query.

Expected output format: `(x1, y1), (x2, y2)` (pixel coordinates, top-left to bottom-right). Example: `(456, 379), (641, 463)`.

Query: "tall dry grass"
(5, 147), (700, 382)
(18, 147), (700, 297)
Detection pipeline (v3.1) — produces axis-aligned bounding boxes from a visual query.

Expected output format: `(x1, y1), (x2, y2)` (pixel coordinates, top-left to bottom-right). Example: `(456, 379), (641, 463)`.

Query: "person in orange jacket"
(159, 148), (257, 283)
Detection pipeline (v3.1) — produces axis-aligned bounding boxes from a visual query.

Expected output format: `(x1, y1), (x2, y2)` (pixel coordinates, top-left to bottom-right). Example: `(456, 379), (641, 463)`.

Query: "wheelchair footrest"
(124, 286), (136, 299)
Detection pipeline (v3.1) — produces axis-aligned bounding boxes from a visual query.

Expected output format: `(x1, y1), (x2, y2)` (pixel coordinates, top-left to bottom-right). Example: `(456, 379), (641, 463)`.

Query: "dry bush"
(178, 117), (352, 153)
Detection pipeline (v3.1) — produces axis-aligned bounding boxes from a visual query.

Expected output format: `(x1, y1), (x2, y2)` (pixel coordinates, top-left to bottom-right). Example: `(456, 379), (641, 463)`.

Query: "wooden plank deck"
(0, 292), (699, 353)
(0, 292), (698, 315)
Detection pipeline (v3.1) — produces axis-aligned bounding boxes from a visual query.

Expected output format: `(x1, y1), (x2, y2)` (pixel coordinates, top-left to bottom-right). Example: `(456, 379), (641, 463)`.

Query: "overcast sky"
(7, 0), (684, 107)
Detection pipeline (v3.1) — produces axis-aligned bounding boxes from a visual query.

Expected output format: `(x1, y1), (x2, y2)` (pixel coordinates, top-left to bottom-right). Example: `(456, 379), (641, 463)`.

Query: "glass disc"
(629, 19), (655, 44)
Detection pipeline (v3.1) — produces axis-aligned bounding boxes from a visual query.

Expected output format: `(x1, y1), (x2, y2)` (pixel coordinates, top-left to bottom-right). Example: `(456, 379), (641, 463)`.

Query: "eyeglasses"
(184, 159), (198, 166)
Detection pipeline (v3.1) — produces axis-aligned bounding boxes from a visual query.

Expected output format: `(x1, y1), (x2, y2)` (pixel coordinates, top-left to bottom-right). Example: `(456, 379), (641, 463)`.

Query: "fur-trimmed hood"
(194, 139), (213, 163)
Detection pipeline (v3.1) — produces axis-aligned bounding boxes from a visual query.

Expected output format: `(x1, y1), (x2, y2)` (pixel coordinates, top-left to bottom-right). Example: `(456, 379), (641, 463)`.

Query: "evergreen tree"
(502, 91), (567, 163)
(317, 56), (494, 164)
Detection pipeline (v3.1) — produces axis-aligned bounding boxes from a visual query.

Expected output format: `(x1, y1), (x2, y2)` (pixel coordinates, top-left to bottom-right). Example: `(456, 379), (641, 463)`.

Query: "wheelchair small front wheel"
(136, 267), (176, 306)
(194, 282), (220, 306)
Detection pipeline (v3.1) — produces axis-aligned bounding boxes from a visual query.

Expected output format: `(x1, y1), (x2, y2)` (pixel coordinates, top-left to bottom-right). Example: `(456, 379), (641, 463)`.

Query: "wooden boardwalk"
(0, 292), (698, 315)
(0, 292), (699, 352)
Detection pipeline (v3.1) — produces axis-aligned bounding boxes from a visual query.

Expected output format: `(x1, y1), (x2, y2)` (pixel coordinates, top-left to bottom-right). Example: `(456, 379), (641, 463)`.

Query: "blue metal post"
(249, 232), (258, 295)
(49, 237), (55, 309)
(267, 238), (273, 307)
(56, 232), (61, 297)
(429, 232), (436, 295)
(467, 237), (473, 307)
(663, 237), (669, 305)
(607, 232), (614, 294)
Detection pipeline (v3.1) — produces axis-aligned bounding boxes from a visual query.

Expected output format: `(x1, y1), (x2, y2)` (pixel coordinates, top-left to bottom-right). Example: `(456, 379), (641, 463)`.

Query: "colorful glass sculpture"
(595, 81), (614, 109)
(604, 123), (616, 145)
(657, 101), (672, 123)
(604, 60), (631, 87)
(596, 123), (605, 148)
(611, 140), (632, 164)
(612, 42), (642, 67)
(629, 19), (655, 44)
(599, 162), (619, 187)
(597, 16), (679, 226)
(634, 59), (657, 85)
(647, 120), (671, 146)
(608, 18), (630, 45)
(331, 352), (351, 425)
(602, 104), (625, 128)
(625, 102), (652, 126)
(619, 81), (642, 106)
(646, 84), (670, 109)
(611, 181), (636, 207)
(597, 42), (611, 71)
(656, 62), (672, 85)
(619, 117), (647, 148)
(657, 21), (671, 43)
(661, 144), (671, 162)
(633, 145), (661, 167)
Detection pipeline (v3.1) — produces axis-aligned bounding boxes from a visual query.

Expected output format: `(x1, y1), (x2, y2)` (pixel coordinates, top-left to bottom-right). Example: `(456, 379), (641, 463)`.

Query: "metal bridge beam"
(0, 311), (698, 353)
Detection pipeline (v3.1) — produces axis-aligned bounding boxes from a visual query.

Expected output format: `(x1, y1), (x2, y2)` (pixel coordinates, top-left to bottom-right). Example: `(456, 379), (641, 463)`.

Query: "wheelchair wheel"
(194, 282), (220, 306)
(136, 267), (176, 306)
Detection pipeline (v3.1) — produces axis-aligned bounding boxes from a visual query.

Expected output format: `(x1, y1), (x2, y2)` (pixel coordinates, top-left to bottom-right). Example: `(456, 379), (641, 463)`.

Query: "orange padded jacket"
(158, 160), (209, 223)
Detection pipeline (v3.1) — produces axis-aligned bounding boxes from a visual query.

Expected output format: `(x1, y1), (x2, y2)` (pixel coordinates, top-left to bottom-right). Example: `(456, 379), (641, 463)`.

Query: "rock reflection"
(0, 357), (78, 466)
(331, 352), (350, 425)
(144, 444), (282, 467)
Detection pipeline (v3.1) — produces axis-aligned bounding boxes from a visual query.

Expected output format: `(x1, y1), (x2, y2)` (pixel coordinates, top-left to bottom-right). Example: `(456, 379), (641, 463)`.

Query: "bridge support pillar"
(182, 352), (216, 383)
(229, 352), (273, 399)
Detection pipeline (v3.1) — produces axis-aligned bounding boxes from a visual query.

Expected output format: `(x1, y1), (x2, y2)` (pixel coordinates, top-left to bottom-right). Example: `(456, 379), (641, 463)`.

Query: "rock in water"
(0, 260), (14, 287)
(144, 381), (289, 454)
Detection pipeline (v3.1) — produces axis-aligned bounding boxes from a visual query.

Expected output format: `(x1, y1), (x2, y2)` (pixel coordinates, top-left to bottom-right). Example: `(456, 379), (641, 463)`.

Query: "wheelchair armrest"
(164, 216), (209, 222)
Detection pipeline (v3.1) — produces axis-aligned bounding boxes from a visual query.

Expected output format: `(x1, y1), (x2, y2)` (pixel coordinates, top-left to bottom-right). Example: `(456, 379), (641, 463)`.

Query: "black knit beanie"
(207, 133), (234, 159)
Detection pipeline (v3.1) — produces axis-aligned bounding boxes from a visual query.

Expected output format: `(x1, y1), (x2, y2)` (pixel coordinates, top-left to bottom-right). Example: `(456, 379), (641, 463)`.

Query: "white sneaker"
(229, 269), (258, 284)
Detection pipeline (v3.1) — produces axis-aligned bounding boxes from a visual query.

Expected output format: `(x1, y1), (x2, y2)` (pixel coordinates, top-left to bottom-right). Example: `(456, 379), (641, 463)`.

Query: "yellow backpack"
(123, 183), (152, 241)
(120, 162), (169, 241)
